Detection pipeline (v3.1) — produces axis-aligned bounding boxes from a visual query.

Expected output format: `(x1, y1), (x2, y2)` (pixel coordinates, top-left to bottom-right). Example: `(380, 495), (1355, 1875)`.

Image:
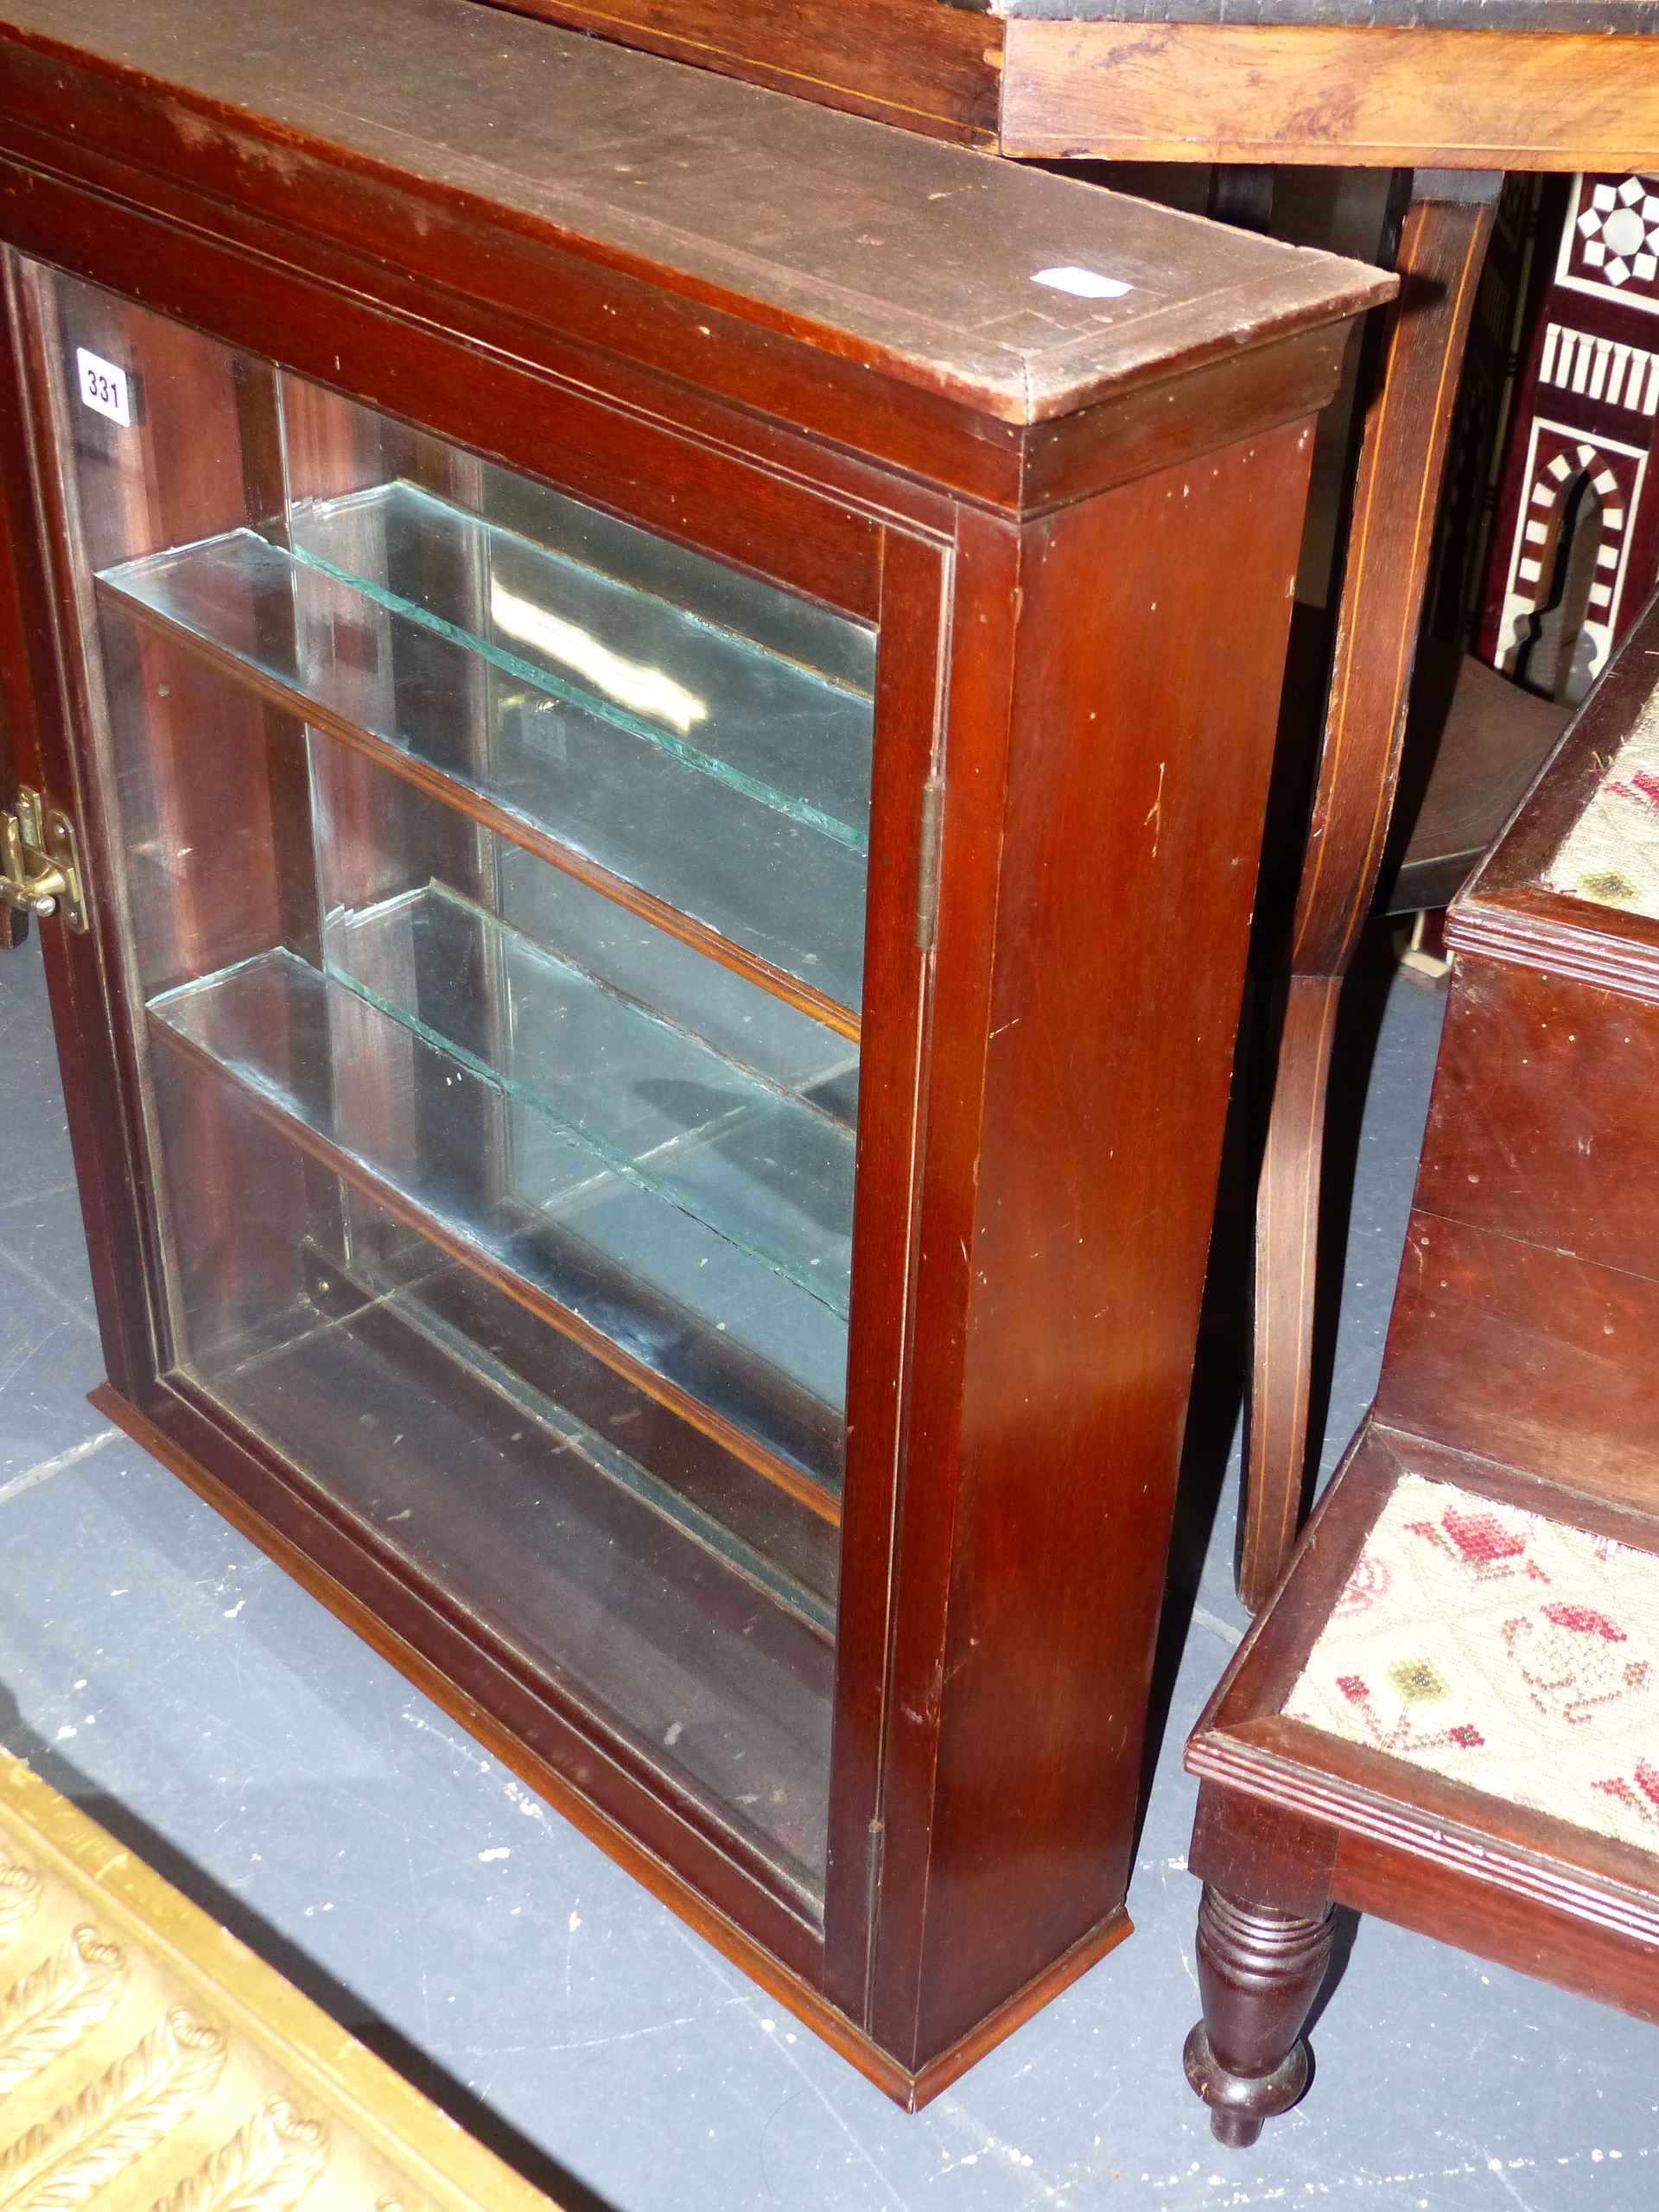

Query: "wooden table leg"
(1240, 169), (1501, 1613)
(1207, 164), (1275, 231)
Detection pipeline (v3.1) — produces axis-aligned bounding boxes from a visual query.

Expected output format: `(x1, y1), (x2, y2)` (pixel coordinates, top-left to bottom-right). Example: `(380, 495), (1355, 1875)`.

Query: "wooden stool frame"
(1185, 585), (1659, 2143)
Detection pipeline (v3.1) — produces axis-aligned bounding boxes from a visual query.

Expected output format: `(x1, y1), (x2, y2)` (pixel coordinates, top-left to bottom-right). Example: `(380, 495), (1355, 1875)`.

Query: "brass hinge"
(914, 772), (945, 950)
(3, 787), (87, 932)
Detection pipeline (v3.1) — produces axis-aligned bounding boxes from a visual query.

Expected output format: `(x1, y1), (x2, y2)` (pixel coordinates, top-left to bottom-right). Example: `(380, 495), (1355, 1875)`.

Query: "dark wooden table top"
(1003, 0), (1657, 29)
(0, 0), (1383, 423)
(467, 0), (1659, 164)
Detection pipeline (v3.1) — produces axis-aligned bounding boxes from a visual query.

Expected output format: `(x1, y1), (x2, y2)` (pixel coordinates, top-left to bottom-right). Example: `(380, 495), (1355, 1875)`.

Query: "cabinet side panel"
(912, 419), (1314, 2061)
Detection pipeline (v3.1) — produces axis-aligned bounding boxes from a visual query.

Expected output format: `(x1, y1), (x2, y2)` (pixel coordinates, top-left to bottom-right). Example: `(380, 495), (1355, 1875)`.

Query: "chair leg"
(1242, 174), (1501, 1609)
(1184, 1883), (1335, 2147)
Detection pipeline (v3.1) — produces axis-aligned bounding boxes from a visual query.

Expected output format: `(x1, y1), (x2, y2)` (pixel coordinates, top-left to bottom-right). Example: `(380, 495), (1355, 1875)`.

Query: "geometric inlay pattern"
(1560, 173), (1659, 313)
(1494, 420), (1648, 683)
(1539, 323), (1659, 419)
(1285, 1476), (1659, 1854)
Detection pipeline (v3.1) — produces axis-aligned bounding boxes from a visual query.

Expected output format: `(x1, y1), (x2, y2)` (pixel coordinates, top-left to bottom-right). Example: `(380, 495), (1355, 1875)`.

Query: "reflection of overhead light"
(490, 581), (708, 734)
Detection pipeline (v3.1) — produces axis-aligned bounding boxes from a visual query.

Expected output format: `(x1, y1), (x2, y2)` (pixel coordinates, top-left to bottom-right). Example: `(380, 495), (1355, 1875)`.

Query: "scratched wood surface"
(0, 0), (1382, 421)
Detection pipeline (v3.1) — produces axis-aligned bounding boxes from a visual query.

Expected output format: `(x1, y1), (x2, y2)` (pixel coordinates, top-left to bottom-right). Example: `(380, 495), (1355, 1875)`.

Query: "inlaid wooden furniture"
(1478, 169), (1659, 704)
(1182, 583), (1659, 2145)
(0, 0), (1386, 2107)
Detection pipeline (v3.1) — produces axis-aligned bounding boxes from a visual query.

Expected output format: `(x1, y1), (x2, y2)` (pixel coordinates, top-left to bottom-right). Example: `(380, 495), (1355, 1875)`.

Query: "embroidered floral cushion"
(1547, 686), (1659, 915)
(1284, 1474), (1659, 1853)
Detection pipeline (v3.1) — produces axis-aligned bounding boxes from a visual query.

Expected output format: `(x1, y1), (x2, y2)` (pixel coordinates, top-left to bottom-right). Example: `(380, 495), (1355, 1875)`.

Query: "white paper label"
(76, 347), (130, 427)
(1032, 265), (1133, 301)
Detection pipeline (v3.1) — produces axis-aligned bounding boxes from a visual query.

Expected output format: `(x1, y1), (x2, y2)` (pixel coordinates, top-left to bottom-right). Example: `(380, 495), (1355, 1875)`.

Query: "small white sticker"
(76, 346), (130, 427)
(1032, 265), (1133, 301)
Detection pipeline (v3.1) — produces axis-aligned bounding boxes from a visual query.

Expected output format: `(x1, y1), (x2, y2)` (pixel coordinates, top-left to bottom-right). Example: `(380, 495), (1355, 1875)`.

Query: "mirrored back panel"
(39, 264), (880, 1902)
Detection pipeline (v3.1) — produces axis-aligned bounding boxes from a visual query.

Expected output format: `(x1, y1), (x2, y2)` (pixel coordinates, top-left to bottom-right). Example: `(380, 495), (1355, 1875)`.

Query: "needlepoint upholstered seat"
(1286, 1475), (1659, 1849)
(1181, 585), (1659, 2148)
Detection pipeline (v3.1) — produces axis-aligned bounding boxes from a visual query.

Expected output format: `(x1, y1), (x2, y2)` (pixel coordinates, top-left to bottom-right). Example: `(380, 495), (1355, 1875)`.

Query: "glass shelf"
(149, 1032), (836, 1889)
(149, 944), (849, 1491)
(293, 480), (874, 847)
(323, 880), (857, 1322)
(98, 486), (874, 1017)
(49, 266), (874, 1897)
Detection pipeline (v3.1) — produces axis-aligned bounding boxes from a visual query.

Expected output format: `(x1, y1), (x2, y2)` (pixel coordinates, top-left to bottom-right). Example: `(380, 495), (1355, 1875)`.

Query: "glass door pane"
(35, 264), (877, 1901)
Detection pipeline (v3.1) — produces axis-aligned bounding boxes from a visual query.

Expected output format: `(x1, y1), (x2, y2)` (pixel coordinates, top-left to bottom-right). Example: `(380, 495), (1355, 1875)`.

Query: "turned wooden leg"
(1242, 170), (1502, 1611)
(1184, 1884), (1335, 2148)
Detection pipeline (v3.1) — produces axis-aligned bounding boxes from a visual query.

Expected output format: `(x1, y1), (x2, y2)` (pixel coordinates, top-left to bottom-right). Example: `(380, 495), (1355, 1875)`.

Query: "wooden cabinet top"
(0, 0), (1385, 424)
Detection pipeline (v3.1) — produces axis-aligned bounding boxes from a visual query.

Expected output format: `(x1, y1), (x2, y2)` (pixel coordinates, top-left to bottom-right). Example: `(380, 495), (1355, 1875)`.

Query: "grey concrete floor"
(2, 927), (1656, 2211)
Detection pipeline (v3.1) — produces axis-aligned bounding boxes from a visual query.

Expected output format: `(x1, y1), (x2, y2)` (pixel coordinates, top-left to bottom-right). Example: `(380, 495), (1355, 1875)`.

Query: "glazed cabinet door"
(7, 255), (944, 1936)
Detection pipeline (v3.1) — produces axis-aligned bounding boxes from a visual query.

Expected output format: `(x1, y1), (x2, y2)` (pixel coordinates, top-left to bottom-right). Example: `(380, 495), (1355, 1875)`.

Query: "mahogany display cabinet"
(0, 0), (1387, 2103)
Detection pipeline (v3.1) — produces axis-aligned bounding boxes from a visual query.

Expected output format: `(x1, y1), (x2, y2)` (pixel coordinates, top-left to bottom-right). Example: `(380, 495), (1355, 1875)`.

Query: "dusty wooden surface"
(474, 0), (1006, 142)
(0, 0), (1383, 421)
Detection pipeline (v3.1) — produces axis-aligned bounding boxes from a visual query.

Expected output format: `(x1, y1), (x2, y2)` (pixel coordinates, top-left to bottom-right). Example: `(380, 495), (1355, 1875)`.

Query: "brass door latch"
(2, 786), (87, 931)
